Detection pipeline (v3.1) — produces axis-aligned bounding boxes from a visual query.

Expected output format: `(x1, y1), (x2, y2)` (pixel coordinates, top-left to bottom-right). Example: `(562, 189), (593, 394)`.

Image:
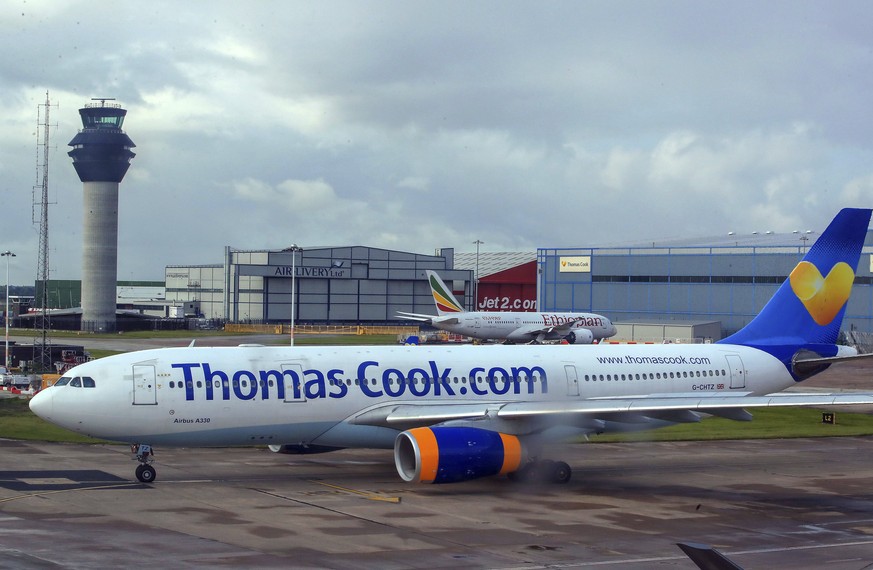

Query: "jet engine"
(394, 426), (524, 484)
(564, 328), (594, 344)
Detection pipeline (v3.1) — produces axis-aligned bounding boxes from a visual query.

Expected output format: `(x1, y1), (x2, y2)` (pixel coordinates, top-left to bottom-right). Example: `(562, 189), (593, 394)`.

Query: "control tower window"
(84, 114), (124, 129)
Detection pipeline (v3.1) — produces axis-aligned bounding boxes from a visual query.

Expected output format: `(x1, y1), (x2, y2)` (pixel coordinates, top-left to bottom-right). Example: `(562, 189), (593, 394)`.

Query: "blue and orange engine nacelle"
(394, 426), (525, 484)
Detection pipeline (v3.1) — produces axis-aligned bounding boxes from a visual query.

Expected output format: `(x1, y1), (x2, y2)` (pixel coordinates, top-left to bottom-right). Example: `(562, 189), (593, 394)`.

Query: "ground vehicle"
(1, 369), (38, 389)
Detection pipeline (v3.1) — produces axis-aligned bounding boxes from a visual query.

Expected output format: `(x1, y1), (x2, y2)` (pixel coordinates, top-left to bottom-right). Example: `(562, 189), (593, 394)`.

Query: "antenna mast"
(32, 91), (56, 371)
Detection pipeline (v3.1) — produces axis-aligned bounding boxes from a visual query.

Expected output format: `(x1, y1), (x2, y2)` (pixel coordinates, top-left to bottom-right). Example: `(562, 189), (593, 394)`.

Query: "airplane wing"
(541, 317), (586, 335)
(350, 391), (873, 431)
(522, 317), (586, 337)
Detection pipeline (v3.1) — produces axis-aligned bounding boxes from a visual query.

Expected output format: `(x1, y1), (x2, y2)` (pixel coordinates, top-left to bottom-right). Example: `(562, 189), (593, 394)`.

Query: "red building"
(475, 260), (537, 312)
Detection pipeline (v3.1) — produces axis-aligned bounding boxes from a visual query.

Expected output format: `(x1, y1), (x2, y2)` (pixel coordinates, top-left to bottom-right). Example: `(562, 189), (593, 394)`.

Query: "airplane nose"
(29, 389), (53, 419)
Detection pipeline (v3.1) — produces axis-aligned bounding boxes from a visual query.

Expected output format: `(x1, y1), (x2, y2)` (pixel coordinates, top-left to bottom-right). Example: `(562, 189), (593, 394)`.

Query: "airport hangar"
(156, 228), (873, 342)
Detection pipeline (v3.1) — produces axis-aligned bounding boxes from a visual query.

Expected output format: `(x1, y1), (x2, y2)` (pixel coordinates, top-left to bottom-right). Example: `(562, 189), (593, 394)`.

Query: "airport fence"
(224, 323), (420, 336)
(847, 330), (873, 354)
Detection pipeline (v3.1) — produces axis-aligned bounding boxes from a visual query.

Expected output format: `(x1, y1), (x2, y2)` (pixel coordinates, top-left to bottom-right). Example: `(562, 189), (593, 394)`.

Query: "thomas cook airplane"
(29, 208), (873, 485)
(397, 269), (617, 343)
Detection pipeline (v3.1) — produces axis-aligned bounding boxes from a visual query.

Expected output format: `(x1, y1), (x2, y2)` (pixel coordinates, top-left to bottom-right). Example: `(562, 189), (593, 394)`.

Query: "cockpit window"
(70, 377), (82, 387)
(54, 377), (71, 387)
(82, 377), (96, 388)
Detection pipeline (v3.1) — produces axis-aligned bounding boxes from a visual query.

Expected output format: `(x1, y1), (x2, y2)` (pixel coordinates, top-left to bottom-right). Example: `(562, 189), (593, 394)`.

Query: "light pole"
(288, 245), (303, 345)
(473, 240), (483, 311)
(1, 251), (15, 370)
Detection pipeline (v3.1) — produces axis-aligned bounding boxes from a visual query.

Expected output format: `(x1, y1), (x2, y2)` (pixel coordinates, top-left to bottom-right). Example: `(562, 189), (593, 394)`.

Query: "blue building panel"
(539, 234), (873, 336)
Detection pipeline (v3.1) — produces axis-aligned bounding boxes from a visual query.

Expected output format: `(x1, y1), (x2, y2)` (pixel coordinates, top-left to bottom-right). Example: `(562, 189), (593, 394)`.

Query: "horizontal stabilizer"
(793, 349), (873, 377)
(395, 311), (435, 323)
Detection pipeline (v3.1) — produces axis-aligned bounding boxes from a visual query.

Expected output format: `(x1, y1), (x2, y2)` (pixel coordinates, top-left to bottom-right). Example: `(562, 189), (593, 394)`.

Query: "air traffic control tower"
(68, 99), (136, 332)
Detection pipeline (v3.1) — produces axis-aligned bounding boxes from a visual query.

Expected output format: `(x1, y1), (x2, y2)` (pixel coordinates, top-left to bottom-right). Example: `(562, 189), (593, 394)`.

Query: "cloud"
(0, 1), (872, 287)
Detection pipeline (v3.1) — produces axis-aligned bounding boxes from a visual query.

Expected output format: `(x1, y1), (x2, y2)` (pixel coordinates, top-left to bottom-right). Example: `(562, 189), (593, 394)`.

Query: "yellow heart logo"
(789, 261), (855, 326)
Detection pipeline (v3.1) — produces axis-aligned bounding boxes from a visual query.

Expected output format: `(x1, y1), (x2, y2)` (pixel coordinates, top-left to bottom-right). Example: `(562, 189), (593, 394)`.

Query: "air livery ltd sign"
(559, 256), (591, 273)
(239, 265), (350, 278)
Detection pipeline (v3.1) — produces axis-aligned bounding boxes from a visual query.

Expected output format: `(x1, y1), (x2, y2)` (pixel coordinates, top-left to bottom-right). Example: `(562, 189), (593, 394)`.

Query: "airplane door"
(725, 354), (746, 389)
(281, 363), (306, 402)
(132, 365), (157, 405)
(564, 364), (580, 396)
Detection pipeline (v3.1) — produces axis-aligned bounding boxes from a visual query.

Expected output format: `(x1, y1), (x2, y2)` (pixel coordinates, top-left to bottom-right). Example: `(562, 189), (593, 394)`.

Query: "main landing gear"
(131, 444), (156, 483)
(508, 459), (572, 484)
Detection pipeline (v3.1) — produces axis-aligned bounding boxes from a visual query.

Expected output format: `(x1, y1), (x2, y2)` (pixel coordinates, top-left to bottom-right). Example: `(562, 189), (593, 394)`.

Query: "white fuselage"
(432, 312), (616, 342)
(29, 342), (793, 449)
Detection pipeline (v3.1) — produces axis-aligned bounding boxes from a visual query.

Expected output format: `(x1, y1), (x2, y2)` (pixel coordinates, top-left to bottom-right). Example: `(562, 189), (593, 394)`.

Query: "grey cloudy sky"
(1, 1), (872, 285)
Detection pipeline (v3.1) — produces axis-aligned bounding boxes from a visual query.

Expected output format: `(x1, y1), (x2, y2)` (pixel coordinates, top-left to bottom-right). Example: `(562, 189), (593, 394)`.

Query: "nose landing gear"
(131, 444), (156, 483)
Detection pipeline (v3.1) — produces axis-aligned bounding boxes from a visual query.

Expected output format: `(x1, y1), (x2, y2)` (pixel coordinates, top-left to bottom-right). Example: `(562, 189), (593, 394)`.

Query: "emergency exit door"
(132, 365), (157, 405)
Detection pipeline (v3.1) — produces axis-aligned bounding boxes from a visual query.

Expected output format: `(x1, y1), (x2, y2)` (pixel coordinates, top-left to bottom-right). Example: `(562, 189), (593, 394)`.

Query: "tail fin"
(425, 270), (466, 316)
(720, 208), (871, 353)
(677, 542), (744, 570)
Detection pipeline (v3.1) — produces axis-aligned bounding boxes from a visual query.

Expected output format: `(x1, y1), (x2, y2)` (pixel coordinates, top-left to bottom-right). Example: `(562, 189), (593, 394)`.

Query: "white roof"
(452, 251), (535, 278)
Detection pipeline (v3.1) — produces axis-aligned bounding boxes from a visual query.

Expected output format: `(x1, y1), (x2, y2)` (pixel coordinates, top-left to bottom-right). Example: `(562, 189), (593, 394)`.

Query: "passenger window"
(70, 377), (82, 387)
(82, 377), (95, 388)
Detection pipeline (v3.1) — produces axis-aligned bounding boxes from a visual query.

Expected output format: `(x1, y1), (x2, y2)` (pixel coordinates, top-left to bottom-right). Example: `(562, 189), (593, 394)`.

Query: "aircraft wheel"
(552, 461), (571, 484)
(136, 464), (157, 483)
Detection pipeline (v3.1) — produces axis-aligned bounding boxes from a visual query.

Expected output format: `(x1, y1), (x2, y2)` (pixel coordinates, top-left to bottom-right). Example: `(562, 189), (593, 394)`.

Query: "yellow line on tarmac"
(309, 480), (401, 503)
(0, 482), (143, 504)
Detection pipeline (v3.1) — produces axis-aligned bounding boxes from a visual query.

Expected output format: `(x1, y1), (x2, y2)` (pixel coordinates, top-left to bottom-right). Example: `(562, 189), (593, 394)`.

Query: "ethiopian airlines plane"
(29, 208), (873, 485)
(396, 270), (617, 343)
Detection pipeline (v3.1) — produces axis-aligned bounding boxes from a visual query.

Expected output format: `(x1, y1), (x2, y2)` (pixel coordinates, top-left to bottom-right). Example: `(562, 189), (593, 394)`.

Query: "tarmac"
(2, 338), (873, 568)
(3, 433), (873, 568)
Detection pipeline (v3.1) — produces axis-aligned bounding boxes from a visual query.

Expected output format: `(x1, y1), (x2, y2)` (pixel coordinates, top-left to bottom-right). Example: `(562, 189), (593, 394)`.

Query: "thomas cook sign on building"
(559, 256), (591, 273)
